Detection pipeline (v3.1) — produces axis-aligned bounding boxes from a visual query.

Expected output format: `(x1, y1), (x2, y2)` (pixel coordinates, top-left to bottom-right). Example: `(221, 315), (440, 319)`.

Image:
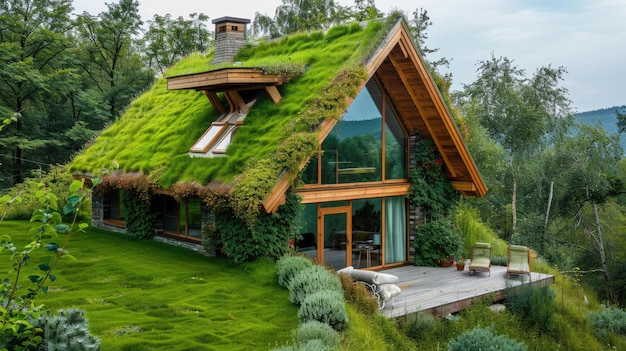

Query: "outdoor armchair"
(507, 245), (531, 278)
(469, 242), (492, 276)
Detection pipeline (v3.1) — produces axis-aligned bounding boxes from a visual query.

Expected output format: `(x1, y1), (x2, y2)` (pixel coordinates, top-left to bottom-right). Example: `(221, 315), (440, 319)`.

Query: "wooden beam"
(451, 181), (477, 193)
(203, 91), (226, 115)
(387, 51), (457, 178)
(265, 86), (282, 104)
(294, 183), (410, 204)
(225, 90), (248, 114)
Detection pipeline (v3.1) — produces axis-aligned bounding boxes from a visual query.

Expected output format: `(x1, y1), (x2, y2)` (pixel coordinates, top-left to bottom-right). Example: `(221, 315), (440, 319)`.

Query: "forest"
(2, 0), (626, 347)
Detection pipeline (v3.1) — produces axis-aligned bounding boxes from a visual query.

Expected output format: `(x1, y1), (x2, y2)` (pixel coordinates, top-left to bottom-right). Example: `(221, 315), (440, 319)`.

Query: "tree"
(408, 8), (449, 70)
(352, 0), (382, 22)
(553, 123), (623, 304)
(0, 0), (76, 185)
(74, 0), (154, 121)
(253, 0), (347, 38)
(142, 12), (212, 75)
(461, 54), (573, 241)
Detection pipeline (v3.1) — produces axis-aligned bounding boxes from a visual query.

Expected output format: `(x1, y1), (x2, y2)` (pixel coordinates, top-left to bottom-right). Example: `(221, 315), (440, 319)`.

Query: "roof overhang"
(166, 67), (296, 92)
(366, 20), (487, 197)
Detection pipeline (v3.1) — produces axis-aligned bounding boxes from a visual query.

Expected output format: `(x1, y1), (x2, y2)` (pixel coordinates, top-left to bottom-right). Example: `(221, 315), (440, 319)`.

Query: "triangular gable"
(263, 19), (486, 213)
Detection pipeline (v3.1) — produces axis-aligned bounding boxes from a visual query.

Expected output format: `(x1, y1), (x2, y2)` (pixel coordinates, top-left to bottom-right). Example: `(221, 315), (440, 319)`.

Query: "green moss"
(70, 21), (385, 189)
(69, 21), (395, 229)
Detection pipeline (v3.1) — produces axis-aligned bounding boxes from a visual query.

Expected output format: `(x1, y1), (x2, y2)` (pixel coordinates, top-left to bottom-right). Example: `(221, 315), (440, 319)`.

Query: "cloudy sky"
(72, 0), (626, 112)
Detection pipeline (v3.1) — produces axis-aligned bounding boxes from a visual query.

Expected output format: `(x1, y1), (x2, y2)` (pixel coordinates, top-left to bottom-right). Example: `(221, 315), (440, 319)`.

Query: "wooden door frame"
(318, 205), (352, 267)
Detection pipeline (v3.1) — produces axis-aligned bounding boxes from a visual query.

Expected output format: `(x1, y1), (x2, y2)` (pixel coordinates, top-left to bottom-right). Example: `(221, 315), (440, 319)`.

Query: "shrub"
(276, 255), (314, 288)
(37, 308), (101, 351)
(506, 284), (555, 332)
(589, 306), (626, 339)
(299, 338), (335, 351)
(412, 218), (462, 266)
(296, 320), (340, 349)
(216, 194), (301, 263)
(339, 273), (379, 315)
(402, 312), (436, 340)
(447, 326), (527, 351)
(491, 255), (507, 266)
(288, 265), (342, 305)
(298, 290), (349, 331)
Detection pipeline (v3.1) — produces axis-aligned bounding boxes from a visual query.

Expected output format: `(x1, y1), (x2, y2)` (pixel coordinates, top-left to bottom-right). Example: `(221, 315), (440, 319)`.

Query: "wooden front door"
(319, 206), (352, 270)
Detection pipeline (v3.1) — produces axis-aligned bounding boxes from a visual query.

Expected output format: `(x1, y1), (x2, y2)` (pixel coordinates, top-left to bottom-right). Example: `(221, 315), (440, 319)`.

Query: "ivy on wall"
(408, 138), (459, 220)
(408, 138), (462, 266)
(215, 193), (303, 263)
(96, 173), (158, 239)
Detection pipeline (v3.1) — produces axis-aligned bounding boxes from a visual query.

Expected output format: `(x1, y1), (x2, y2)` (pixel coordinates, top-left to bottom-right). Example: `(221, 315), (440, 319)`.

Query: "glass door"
(320, 207), (351, 270)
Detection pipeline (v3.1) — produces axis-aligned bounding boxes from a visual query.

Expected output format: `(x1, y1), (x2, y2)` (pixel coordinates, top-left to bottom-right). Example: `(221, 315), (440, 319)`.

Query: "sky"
(72, 0), (626, 113)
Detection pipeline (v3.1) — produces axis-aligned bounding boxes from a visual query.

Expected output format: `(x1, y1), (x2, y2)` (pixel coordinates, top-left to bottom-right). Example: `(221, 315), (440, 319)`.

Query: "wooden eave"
(166, 67), (296, 92)
(365, 21), (487, 197)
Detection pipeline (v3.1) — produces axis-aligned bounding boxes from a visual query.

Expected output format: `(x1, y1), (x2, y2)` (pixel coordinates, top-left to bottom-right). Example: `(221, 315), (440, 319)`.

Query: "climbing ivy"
(408, 138), (459, 219)
(216, 193), (303, 263)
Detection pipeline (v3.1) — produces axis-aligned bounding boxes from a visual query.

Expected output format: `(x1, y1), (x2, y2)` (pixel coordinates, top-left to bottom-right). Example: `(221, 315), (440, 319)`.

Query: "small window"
(190, 122), (228, 153)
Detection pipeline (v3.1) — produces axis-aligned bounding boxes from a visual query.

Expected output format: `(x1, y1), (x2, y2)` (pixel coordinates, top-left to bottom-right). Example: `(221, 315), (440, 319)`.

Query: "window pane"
(385, 102), (408, 179)
(164, 196), (179, 232)
(296, 204), (318, 260)
(352, 198), (382, 267)
(187, 198), (202, 238)
(321, 80), (383, 184)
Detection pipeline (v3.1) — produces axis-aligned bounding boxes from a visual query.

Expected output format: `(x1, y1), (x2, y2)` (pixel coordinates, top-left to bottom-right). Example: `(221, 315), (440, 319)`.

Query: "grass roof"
(69, 20), (392, 190)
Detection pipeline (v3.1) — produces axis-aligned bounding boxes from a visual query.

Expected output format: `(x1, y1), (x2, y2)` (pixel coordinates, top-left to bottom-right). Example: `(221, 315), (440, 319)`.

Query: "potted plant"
(456, 257), (466, 270)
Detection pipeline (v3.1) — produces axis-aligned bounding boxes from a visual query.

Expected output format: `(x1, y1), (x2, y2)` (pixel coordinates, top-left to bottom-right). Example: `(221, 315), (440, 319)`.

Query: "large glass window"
(385, 102), (408, 179)
(103, 189), (122, 221)
(302, 79), (407, 184)
(352, 198), (382, 267)
(161, 195), (202, 240)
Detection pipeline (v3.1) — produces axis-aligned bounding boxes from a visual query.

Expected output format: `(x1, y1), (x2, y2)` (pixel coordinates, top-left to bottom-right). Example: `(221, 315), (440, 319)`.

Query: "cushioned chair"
(469, 242), (492, 276)
(507, 245), (531, 278)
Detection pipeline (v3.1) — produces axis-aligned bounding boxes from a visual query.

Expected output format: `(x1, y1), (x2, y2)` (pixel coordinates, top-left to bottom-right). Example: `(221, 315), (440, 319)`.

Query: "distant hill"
(331, 118), (382, 140)
(576, 105), (626, 153)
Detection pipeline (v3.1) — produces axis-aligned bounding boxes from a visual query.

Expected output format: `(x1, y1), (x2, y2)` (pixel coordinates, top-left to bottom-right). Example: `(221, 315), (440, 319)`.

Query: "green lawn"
(0, 221), (298, 350)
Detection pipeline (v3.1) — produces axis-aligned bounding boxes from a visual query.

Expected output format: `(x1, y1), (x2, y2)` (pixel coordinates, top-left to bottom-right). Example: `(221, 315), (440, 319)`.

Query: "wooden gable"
(365, 21), (487, 197)
(262, 20), (486, 212)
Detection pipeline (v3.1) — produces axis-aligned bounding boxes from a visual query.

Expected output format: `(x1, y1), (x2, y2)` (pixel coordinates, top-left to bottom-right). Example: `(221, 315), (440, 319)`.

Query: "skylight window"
(189, 122), (228, 153)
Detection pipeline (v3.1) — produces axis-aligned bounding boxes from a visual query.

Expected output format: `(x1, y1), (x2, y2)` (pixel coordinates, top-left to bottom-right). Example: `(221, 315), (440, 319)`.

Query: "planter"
(437, 258), (455, 267)
(456, 258), (466, 271)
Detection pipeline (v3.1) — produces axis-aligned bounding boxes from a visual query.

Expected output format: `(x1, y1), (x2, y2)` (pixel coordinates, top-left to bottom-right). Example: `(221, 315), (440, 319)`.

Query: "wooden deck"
(379, 264), (555, 318)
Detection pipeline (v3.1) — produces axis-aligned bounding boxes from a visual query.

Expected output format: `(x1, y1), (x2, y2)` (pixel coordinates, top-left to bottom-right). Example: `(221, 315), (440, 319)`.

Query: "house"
(70, 16), (486, 269)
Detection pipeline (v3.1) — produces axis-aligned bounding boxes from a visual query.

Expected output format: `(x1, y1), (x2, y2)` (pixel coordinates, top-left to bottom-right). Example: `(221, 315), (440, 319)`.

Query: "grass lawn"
(0, 220), (298, 350)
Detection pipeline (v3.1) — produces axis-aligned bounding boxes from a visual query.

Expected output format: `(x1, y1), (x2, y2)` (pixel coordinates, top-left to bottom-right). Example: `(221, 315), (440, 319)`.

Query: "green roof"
(69, 20), (391, 189)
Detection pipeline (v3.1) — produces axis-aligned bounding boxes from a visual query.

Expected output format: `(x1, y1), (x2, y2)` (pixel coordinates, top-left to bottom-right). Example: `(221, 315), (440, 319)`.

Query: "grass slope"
(0, 221), (298, 350)
(69, 21), (387, 189)
(3, 219), (626, 350)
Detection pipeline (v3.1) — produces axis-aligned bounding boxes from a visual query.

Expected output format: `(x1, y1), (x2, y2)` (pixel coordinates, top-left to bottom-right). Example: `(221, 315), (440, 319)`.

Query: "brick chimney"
(211, 16), (251, 64)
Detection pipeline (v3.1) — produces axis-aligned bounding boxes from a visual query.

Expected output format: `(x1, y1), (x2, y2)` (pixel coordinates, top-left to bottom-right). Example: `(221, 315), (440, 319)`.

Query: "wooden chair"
(507, 245), (531, 279)
(469, 242), (492, 276)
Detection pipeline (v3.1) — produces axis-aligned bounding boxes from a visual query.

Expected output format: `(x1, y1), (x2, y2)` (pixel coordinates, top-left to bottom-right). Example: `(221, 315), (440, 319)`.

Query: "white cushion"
(337, 266), (354, 275)
(371, 272), (399, 284)
(378, 283), (401, 301)
(338, 267), (399, 285)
